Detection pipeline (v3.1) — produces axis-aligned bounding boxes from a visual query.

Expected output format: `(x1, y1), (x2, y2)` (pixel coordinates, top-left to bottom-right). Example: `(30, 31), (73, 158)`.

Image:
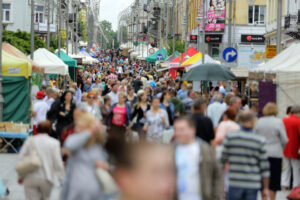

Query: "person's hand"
(59, 111), (65, 116)
(261, 188), (269, 200)
(18, 179), (23, 185)
(161, 116), (166, 124)
(95, 160), (109, 171)
(143, 125), (148, 132)
(89, 120), (101, 135)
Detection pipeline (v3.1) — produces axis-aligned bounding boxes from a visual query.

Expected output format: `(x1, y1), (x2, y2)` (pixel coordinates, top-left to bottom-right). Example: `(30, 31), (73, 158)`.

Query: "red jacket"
(283, 115), (300, 159)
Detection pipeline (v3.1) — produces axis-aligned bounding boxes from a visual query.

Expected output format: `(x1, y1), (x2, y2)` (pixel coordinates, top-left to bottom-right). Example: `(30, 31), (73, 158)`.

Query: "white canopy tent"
(251, 43), (300, 117)
(76, 52), (99, 64)
(32, 48), (68, 75)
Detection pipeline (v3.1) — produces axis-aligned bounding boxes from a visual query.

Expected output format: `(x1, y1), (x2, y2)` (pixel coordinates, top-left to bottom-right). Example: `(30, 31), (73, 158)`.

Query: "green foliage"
(49, 35), (65, 53)
(167, 40), (185, 56)
(2, 30), (46, 55)
(100, 20), (119, 49)
(79, 12), (87, 42)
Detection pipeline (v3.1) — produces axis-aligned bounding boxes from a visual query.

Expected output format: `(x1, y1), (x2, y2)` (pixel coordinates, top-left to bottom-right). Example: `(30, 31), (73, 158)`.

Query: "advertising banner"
(205, 0), (226, 32)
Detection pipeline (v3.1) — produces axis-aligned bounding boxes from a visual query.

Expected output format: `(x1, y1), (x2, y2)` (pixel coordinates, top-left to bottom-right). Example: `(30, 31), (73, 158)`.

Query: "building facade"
(187, 0), (267, 69)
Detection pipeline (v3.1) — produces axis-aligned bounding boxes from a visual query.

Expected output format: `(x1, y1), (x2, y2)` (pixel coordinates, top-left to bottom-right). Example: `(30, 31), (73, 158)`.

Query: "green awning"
(146, 48), (167, 63)
(55, 50), (78, 68)
(3, 76), (30, 123)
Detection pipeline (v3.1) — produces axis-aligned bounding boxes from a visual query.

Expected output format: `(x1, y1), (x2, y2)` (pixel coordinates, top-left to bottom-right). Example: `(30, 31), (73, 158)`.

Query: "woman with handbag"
(16, 121), (64, 200)
(131, 90), (151, 138)
(62, 113), (109, 200)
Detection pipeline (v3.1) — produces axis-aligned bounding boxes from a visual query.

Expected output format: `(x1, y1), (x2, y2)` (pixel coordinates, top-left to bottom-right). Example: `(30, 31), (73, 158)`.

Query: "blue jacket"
(160, 103), (175, 119)
(106, 103), (132, 126)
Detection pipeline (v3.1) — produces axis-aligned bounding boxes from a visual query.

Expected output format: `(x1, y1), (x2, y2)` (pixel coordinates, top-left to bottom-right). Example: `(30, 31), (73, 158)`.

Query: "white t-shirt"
(43, 97), (55, 111)
(33, 100), (49, 126)
(108, 92), (119, 106)
(176, 142), (202, 200)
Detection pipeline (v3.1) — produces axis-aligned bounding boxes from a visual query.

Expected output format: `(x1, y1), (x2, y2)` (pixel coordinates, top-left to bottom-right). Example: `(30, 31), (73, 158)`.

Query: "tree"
(118, 26), (128, 44)
(79, 12), (87, 42)
(100, 20), (119, 49)
(167, 40), (185, 56)
(3, 30), (46, 55)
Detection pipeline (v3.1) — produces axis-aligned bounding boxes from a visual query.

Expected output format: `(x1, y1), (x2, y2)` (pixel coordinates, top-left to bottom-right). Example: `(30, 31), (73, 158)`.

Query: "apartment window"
(248, 5), (265, 25)
(35, 6), (44, 23)
(3, 3), (11, 23)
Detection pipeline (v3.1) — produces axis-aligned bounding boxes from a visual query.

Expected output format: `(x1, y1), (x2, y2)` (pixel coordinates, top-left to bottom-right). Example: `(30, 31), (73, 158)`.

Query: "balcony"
(34, 23), (56, 33)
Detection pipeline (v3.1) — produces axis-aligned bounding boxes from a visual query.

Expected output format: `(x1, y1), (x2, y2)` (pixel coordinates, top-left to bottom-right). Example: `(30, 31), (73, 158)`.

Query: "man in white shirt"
(108, 83), (119, 105)
(207, 94), (226, 128)
(33, 91), (48, 135)
(174, 116), (222, 200)
(43, 88), (55, 111)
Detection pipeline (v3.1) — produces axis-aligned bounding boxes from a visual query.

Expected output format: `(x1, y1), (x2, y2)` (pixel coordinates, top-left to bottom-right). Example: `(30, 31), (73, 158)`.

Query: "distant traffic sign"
(156, 53), (163, 61)
(223, 47), (238, 63)
(266, 45), (276, 59)
(149, 48), (155, 55)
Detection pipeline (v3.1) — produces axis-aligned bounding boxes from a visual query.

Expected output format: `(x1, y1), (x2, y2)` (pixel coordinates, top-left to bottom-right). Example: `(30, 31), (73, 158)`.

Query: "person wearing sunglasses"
(79, 91), (103, 121)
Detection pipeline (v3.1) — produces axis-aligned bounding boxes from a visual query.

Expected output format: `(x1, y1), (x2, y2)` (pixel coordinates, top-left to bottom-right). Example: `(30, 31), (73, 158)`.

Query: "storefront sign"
(205, 34), (222, 43)
(266, 45), (276, 59)
(238, 45), (266, 69)
(241, 35), (265, 43)
(205, 0), (226, 32)
(190, 35), (198, 44)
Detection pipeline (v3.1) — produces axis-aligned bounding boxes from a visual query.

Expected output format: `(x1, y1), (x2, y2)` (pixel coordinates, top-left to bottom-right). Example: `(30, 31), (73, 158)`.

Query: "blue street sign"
(223, 47), (238, 63)
(156, 53), (163, 61)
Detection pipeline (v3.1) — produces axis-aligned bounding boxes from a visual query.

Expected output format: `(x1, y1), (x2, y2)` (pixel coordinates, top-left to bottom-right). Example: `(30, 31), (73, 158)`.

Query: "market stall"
(250, 43), (300, 117)
(56, 50), (84, 81)
(2, 51), (32, 123)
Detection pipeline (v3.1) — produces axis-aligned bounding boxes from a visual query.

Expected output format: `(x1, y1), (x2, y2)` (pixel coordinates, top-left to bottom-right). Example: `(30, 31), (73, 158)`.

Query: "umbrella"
(182, 63), (236, 81)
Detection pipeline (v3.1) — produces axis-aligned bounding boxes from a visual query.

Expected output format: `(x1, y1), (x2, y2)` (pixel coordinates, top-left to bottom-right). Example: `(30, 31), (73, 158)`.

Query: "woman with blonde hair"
(62, 113), (108, 200)
(255, 102), (288, 200)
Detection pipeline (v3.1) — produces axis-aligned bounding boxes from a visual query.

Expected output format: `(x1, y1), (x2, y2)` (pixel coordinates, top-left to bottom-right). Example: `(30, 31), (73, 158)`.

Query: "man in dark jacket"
(191, 97), (215, 144)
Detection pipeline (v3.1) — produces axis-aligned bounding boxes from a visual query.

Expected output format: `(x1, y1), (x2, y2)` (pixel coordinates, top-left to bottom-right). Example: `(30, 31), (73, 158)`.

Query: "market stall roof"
(145, 48), (167, 62)
(169, 46), (198, 66)
(2, 50), (32, 77)
(187, 54), (217, 69)
(252, 43), (300, 73)
(32, 48), (68, 75)
(165, 52), (180, 63)
(180, 52), (217, 68)
(55, 50), (78, 67)
(2, 43), (44, 74)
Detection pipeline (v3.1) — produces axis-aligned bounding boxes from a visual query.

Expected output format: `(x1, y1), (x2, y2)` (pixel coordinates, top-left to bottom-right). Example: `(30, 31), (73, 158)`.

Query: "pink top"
(215, 121), (240, 145)
(112, 106), (127, 126)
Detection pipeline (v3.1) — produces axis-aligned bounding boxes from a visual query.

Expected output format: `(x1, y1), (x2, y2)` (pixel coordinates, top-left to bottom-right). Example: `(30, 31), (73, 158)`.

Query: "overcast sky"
(100, 0), (134, 31)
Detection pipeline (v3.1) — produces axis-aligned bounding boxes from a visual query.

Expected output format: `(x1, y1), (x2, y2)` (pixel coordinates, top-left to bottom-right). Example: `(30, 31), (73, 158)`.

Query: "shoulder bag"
(16, 137), (42, 177)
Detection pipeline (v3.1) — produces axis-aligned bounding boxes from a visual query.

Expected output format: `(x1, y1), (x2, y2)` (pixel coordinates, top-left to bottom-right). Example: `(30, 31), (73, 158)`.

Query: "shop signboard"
(266, 45), (276, 59)
(237, 45), (266, 69)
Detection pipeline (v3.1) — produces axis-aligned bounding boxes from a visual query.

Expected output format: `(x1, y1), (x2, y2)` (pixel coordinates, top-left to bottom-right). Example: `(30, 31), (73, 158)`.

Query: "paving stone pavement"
(0, 153), (291, 200)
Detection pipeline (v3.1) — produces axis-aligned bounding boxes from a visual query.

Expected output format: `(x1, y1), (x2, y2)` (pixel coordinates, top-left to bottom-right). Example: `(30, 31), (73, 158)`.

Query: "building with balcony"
(2, 0), (58, 41)
(265, 0), (300, 48)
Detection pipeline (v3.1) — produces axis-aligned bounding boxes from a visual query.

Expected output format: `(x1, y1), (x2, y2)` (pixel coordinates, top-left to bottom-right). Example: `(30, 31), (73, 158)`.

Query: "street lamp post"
(172, 0), (176, 55)
(197, 0), (206, 64)
(184, 0), (188, 59)
(47, 0), (51, 50)
(58, 0), (61, 58)
(276, 0), (282, 54)
(0, 0), (4, 121)
(30, 0), (35, 60)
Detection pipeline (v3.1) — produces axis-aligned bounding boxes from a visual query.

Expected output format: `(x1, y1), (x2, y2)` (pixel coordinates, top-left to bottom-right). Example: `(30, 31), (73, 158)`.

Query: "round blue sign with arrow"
(222, 47), (238, 63)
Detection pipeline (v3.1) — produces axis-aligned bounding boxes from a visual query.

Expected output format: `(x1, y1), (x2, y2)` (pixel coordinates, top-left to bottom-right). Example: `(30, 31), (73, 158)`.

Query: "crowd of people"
(17, 50), (300, 200)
